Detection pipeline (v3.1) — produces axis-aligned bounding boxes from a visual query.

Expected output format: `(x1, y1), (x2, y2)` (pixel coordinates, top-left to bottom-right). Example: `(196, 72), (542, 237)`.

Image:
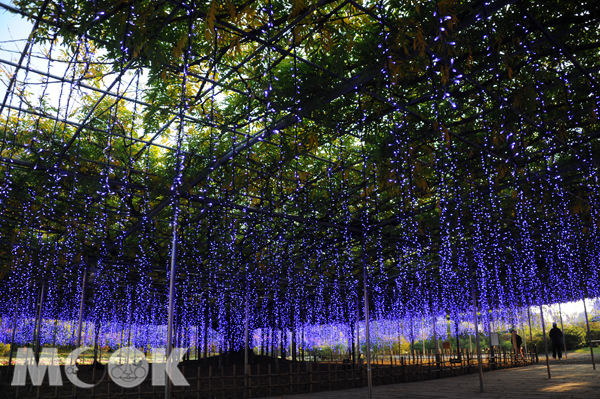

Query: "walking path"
(259, 353), (599, 398)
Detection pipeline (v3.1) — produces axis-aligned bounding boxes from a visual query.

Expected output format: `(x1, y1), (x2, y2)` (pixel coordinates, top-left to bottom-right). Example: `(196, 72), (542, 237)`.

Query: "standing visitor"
(548, 322), (564, 360)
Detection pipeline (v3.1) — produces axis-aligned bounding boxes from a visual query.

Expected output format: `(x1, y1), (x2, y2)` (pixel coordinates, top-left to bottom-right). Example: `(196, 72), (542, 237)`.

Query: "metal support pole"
(455, 321), (461, 362)
(522, 322), (527, 354)
(488, 320), (495, 368)
(351, 322), (355, 367)
(422, 319), (426, 354)
(470, 269), (484, 392)
(76, 266), (89, 348)
(72, 266), (89, 399)
(539, 305), (551, 379)
(7, 295), (19, 381)
(280, 330), (284, 362)
(362, 266), (372, 399)
(244, 291), (249, 398)
(34, 280), (46, 363)
(165, 223), (178, 399)
(203, 318), (208, 362)
(292, 329), (297, 363)
(356, 297), (361, 369)
(244, 292), (249, 374)
(302, 325), (305, 362)
(582, 298), (596, 370)
(433, 315), (440, 364)
(527, 306), (534, 352)
(410, 319), (415, 363)
(558, 303), (567, 359)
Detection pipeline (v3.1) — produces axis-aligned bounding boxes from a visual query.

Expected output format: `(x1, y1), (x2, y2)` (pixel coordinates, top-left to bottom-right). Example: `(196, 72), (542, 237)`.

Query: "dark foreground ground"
(257, 353), (599, 399)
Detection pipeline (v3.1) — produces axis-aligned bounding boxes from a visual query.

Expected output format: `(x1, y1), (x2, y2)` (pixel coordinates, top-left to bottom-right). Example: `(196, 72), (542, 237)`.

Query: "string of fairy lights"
(1, 0), (600, 356)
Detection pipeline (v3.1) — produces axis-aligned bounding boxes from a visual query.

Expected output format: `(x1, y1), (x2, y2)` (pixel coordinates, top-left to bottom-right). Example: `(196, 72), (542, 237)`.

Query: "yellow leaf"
(206, 1), (217, 36)
(228, 1), (237, 21)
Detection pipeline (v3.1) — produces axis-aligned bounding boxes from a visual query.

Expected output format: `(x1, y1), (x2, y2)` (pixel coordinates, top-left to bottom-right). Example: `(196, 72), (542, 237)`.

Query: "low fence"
(0, 348), (537, 398)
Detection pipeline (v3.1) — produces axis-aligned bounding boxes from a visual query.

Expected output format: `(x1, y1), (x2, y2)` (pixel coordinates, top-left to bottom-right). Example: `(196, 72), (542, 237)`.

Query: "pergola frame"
(0, 0), (599, 371)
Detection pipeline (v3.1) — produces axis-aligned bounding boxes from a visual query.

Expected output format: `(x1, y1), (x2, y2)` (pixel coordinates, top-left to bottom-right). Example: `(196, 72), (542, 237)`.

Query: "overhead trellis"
(0, 0), (600, 354)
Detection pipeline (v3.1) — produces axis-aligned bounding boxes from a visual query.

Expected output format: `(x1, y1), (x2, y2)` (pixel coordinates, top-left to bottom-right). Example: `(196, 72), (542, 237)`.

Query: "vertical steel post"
(433, 315), (440, 364)
(455, 321), (461, 362)
(76, 266), (88, 348)
(361, 238), (372, 399)
(244, 290), (249, 398)
(363, 272), (372, 399)
(422, 319), (426, 354)
(244, 291), (249, 374)
(292, 329), (296, 363)
(356, 296), (361, 369)
(302, 325), (305, 362)
(203, 312), (208, 362)
(410, 319), (415, 363)
(558, 303), (567, 359)
(469, 268), (484, 392)
(522, 322), (527, 354)
(527, 306), (534, 352)
(539, 305), (551, 379)
(165, 222), (178, 399)
(582, 298), (596, 370)
(350, 322), (355, 366)
(34, 280), (46, 363)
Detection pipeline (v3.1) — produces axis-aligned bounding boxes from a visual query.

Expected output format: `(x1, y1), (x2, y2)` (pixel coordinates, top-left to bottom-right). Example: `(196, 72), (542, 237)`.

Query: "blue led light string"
(246, 247), (259, 358)
(54, 120), (89, 347)
(468, 176), (492, 335)
(14, 22), (63, 345)
(0, 17), (60, 344)
(387, 114), (411, 328)
(519, 2), (596, 308)
(22, 34), (89, 346)
(585, 155), (600, 299)
(485, 151), (512, 328)
(41, 32), (95, 342)
(109, 62), (145, 348)
(179, 278), (192, 353)
(515, 181), (543, 308)
(542, 156), (584, 307)
(133, 138), (155, 351)
(335, 130), (357, 349)
(285, 236), (299, 358)
(87, 0), (143, 351)
(103, 52), (133, 350)
(535, 167), (563, 308)
(3, 190), (37, 346)
(426, 2), (470, 324)
(166, 5), (196, 358)
(555, 179), (583, 304)
(432, 101), (466, 325)
(257, 233), (272, 355)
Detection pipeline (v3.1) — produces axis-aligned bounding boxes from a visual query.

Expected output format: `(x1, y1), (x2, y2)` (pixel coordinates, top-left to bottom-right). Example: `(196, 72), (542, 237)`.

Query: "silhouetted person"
(548, 322), (563, 360)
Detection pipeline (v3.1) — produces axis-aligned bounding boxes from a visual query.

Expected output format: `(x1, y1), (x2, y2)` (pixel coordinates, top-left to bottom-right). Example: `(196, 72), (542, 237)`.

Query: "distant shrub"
(0, 343), (11, 356)
(564, 326), (587, 349)
(589, 322), (600, 341)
